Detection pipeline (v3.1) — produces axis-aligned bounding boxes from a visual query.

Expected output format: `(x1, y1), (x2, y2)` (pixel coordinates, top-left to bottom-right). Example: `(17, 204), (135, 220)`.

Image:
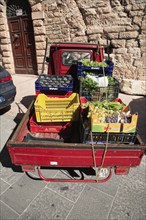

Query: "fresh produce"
(79, 58), (117, 98)
(81, 100), (131, 124)
(79, 75), (118, 96)
(79, 77), (98, 95)
(108, 76), (117, 86)
(81, 59), (108, 67)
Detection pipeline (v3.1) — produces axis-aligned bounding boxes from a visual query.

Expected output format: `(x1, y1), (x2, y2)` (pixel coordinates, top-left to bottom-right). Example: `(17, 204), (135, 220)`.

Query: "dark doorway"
(7, 0), (37, 74)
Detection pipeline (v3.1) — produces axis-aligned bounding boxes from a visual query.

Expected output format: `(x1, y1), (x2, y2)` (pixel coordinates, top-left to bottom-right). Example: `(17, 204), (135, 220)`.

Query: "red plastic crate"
(29, 114), (71, 133)
(35, 90), (73, 98)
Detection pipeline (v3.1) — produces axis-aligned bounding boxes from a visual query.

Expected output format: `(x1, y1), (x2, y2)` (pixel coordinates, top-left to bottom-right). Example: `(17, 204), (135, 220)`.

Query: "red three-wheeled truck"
(7, 42), (146, 183)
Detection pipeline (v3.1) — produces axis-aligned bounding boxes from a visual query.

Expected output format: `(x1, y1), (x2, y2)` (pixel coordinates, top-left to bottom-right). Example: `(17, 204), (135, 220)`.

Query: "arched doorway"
(7, 0), (37, 74)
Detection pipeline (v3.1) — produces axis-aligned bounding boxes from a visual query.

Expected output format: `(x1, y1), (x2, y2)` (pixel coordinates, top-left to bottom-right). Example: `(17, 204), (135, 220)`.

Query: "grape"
(105, 115), (118, 123)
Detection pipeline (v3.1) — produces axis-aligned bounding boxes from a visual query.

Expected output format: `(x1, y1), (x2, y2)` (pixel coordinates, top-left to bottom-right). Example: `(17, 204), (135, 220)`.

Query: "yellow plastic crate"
(34, 93), (80, 122)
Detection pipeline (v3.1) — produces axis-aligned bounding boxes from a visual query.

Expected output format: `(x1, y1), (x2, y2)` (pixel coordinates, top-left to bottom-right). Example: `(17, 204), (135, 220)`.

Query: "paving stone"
(17, 188), (73, 220)
(46, 170), (85, 202)
(0, 115), (16, 150)
(0, 178), (10, 195)
(108, 175), (146, 220)
(0, 174), (47, 214)
(0, 201), (19, 220)
(132, 210), (146, 220)
(89, 172), (124, 197)
(108, 202), (132, 220)
(67, 185), (113, 220)
(125, 160), (146, 184)
(0, 167), (24, 185)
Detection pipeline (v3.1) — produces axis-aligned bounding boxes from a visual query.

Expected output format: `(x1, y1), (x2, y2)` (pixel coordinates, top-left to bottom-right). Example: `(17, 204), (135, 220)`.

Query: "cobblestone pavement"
(0, 74), (146, 220)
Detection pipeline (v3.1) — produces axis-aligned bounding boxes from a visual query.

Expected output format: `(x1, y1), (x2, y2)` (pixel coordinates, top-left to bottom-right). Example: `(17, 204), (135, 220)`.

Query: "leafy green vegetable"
(90, 100), (125, 111)
(108, 76), (117, 86)
(81, 59), (108, 67)
(80, 77), (98, 95)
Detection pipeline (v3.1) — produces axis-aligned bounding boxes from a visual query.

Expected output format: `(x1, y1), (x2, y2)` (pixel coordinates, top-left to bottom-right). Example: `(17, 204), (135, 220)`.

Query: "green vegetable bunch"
(79, 75), (117, 96)
(80, 77), (98, 95)
(108, 76), (117, 86)
(81, 59), (108, 67)
(82, 100), (125, 111)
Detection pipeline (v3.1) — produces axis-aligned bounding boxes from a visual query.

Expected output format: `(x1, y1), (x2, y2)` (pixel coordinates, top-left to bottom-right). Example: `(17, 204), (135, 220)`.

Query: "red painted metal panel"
(8, 146), (144, 168)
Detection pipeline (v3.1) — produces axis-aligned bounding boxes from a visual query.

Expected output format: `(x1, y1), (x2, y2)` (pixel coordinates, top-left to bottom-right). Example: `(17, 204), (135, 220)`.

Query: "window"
(62, 51), (91, 66)
(7, 0), (31, 18)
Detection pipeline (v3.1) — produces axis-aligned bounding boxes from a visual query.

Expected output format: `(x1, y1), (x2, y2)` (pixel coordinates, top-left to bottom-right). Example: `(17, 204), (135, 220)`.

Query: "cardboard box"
(91, 110), (138, 133)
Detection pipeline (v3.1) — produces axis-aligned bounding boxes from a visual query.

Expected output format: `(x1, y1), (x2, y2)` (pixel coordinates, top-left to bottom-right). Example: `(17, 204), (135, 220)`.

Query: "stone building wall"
(0, 0), (145, 94)
(0, 49), (2, 66)
(41, 0), (146, 94)
(42, 0), (146, 81)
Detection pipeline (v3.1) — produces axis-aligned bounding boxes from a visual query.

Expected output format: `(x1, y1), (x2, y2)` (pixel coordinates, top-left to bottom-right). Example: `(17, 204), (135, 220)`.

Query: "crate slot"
(84, 131), (137, 144)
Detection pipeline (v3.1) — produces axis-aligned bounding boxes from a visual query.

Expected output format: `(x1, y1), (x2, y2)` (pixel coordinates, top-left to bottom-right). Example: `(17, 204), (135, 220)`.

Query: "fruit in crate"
(82, 100), (132, 124)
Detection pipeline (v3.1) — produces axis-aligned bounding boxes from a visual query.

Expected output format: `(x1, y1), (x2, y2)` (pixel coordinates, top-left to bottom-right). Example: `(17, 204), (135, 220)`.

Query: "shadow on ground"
(129, 96), (146, 144)
(0, 95), (35, 172)
(21, 95), (35, 109)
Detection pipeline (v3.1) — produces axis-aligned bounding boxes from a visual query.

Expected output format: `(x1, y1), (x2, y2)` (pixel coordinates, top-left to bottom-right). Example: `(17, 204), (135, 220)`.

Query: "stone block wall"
(40, 0), (146, 94)
(0, 0), (145, 94)
(42, 0), (145, 78)
(0, 0), (15, 73)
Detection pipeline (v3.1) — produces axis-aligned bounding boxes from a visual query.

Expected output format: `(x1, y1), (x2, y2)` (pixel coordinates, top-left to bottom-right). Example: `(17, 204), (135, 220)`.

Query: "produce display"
(80, 59), (108, 68)
(80, 76), (118, 96)
(79, 76), (98, 95)
(82, 100), (132, 124)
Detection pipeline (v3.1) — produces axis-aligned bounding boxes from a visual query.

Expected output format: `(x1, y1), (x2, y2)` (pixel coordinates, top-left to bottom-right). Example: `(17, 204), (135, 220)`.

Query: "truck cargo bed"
(7, 100), (146, 170)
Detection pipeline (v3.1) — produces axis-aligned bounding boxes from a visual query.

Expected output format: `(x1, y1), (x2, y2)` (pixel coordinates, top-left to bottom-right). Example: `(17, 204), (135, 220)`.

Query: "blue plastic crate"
(77, 60), (114, 77)
(35, 74), (74, 92)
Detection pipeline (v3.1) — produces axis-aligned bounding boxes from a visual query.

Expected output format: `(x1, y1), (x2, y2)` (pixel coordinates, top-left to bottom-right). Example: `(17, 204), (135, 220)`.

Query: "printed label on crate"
(49, 88), (58, 90)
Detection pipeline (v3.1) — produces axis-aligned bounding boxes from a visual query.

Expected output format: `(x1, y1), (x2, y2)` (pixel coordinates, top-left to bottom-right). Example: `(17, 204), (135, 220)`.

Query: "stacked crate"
(77, 59), (119, 102)
(81, 100), (138, 144)
(35, 74), (74, 96)
(30, 74), (80, 138)
(77, 60), (138, 144)
(34, 93), (80, 123)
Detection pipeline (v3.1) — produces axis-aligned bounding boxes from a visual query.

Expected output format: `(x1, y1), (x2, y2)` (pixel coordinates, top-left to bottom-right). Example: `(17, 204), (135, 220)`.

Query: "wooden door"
(8, 16), (37, 74)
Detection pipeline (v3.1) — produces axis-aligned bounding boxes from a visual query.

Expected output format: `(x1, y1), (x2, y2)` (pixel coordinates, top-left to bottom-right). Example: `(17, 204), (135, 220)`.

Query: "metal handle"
(37, 166), (112, 183)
